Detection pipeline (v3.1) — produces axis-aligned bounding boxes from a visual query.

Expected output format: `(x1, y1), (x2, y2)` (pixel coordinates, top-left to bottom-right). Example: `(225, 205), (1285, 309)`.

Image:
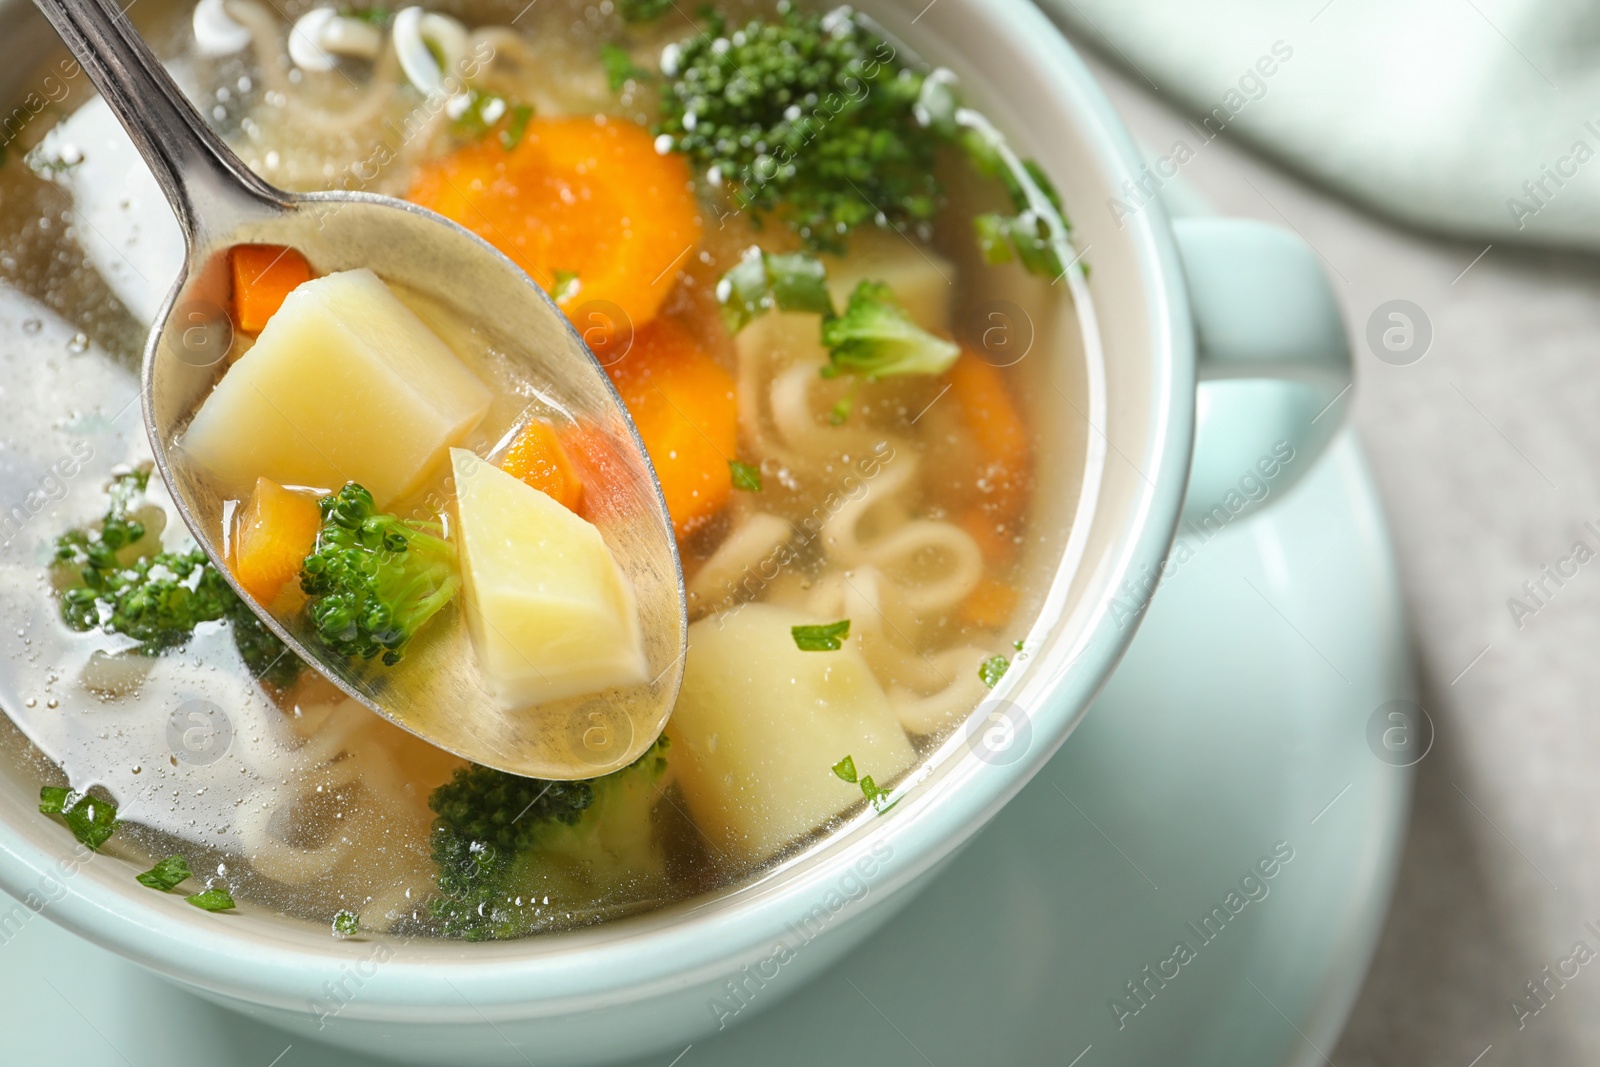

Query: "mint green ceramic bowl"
(0, 0), (1349, 1062)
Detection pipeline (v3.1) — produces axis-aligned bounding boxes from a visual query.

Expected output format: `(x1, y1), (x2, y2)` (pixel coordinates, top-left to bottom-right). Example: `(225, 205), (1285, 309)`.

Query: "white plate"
(0, 431), (1411, 1066)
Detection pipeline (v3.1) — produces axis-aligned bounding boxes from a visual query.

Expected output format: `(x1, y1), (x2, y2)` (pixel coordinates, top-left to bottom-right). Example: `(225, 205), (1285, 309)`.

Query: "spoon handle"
(30, 0), (283, 244)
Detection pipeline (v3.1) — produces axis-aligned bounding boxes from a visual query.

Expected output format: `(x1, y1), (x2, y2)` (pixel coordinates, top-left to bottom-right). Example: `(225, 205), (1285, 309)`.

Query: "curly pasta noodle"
(687, 512), (794, 618)
(887, 647), (994, 736)
(805, 568), (993, 734)
(820, 454), (983, 615)
(227, 0), (403, 133)
(234, 758), (363, 884)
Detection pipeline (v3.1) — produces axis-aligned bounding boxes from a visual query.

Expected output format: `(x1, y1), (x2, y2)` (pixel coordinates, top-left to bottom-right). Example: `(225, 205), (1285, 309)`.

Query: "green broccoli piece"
(962, 127), (1071, 279)
(55, 471), (236, 654)
(51, 470), (304, 688)
(657, 5), (944, 253)
(715, 246), (833, 332)
(57, 547), (234, 653)
(427, 737), (672, 941)
(821, 280), (961, 381)
(299, 483), (458, 667)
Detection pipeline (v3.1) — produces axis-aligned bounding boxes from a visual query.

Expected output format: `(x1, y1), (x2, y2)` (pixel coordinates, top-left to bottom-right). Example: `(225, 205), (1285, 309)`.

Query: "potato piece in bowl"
(668, 603), (915, 863)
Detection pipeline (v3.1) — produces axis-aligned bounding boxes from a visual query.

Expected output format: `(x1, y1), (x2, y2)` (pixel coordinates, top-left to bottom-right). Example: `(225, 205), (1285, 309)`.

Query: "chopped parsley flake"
(136, 854), (193, 892)
(978, 654), (1010, 688)
(550, 270), (581, 303)
(333, 909), (361, 938)
(39, 785), (118, 851)
(500, 103), (534, 151)
(729, 460), (762, 492)
(601, 43), (649, 92)
(618, 0), (672, 22)
(831, 755), (896, 813)
(792, 619), (849, 651)
(186, 886), (237, 912)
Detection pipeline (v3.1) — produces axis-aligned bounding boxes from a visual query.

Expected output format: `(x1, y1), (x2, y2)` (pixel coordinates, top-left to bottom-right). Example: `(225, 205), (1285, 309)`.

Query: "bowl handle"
(1173, 217), (1351, 525)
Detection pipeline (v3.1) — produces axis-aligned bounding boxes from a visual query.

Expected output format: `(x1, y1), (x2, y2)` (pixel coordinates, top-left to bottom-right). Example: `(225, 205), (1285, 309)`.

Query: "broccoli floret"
(657, 6), (944, 252)
(52, 469), (305, 686)
(821, 280), (960, 380)
(427, 737), (672, 941)
(55, 469), (237, 653)
(298, 483), (458, 666)
(58, 547), (234, 652)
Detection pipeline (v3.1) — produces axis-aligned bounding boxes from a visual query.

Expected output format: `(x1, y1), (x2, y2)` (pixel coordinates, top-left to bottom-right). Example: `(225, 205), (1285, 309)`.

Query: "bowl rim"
(0, 0), (1196, 1022)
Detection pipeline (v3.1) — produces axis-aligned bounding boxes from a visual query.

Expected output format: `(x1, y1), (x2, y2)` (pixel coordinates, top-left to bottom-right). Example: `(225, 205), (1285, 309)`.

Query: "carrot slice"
(948, 350), (1030, 563)
(407, 116), (701, 338)
(499, 420), (584, 512)
(232, 477), (323, 607)
(604, 318), (737, 540)
(960, 575), (1019, 630)
(230, 244), (314, 333)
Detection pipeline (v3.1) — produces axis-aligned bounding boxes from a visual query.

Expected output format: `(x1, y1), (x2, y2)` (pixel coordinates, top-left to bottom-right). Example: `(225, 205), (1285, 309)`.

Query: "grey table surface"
(1067, 33), (1600, 1067)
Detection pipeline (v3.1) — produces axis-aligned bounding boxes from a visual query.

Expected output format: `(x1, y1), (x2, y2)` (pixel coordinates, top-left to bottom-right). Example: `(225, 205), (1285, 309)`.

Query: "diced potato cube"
(667, 604), (915, 863)
(451, 448), (648, 708)
(182, 269), (492, 507)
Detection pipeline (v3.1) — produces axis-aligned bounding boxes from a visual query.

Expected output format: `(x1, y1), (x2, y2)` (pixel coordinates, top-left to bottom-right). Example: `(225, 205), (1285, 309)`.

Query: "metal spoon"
(31, 0), (686, 779)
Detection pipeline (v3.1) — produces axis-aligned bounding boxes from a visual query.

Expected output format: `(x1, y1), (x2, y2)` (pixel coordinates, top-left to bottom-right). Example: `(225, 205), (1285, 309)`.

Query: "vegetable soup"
(0, 0), (1086, 940)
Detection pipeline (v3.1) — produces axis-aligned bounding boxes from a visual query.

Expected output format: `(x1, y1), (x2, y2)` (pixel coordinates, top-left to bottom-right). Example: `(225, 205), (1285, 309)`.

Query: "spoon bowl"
(32, 0), (687, 779)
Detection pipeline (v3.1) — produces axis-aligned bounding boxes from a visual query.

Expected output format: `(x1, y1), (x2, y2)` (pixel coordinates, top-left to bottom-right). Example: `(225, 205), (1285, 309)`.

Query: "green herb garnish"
(550, 270), (581, 303)
(728, 460), (762, 492)
(830, 756), (896, 813)
(978, 654), (1010, 688)
(860, 774), (896, 813)
(454, 90), (532, 146)
(715, 247), (832, 333)
(792, 619), (850, 651)
(332, 909), (361, 938)
(601, 43), (649, 92)
(618, 0), (672, 22)
(39, 786), (118, 851)
(501, 103), (534, 151)
(136, 854), (193, 892)
(337, 4), (391, 25)
(186, 887), (237, 912)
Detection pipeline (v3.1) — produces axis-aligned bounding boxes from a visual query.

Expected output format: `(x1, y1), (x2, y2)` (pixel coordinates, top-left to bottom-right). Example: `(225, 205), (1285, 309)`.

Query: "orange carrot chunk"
(407, 117), (701, 337)
(948, 350), (1031, 563)
(499, 420), (584, 512)
(230, 244), (314, 333)
(604, 318), (737, 540)
(232, 477), (323, 607)
(960, 575), (1020, 630)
